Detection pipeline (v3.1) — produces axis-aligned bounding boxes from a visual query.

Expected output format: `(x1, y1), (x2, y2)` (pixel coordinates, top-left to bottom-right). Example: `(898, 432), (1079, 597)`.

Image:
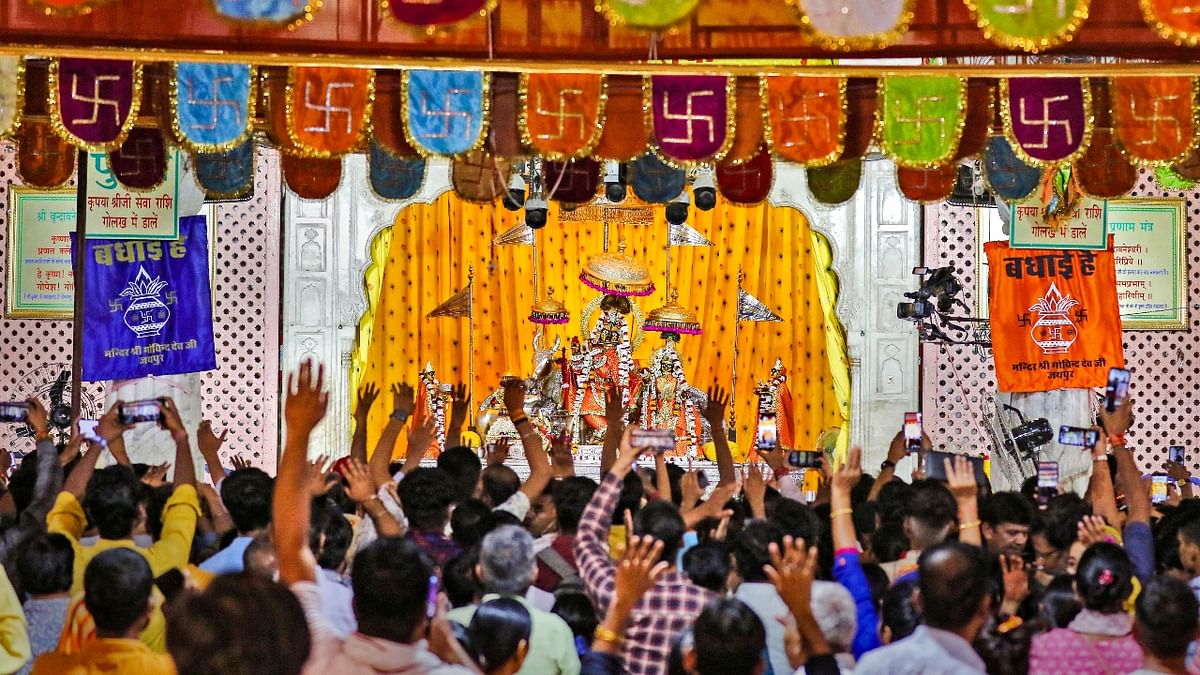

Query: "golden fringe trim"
(876, 76), (968, 170)
(1000, 77), (1094, 169)
(715, 150), (776, 208)
(168, 63), (257, 155)
(400, 70), (491, 159)
(366, 142), (429, 203)
(187, 143), (257, 201)
(518, 73), (607, 161)
(282, 155), (347, 201)
(643, 75), (737, 170)
(787, 0), (916, 52)
(893, 163), (956, 205)
(1141, 0), (1200, 47)
(1111, 75), (1200, 167)
(962, 0), (1091, 54)
(47, 58), (143, 153)
(760, 75), (846, 168)
(449, 151), (513, 205)
(0, 57), (25, 141)
(284, 66), (375, 158)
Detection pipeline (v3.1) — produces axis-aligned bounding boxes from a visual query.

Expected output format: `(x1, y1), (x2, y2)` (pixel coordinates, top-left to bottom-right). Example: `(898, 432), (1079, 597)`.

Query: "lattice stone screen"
(922, 168), (1200, 475)
(0, 144), (281, 471)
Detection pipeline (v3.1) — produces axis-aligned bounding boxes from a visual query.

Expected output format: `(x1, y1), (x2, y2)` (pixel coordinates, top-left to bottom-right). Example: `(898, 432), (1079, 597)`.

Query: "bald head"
(918, 542), (992, 633)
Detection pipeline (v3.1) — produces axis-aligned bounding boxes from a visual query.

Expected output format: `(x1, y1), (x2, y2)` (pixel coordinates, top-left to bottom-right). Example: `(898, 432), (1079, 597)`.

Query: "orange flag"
(985, 238), (1125, 393)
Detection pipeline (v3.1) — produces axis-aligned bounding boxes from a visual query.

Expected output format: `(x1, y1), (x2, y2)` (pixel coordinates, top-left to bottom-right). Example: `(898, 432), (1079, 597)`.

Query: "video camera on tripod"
(896, 266), (990, 348)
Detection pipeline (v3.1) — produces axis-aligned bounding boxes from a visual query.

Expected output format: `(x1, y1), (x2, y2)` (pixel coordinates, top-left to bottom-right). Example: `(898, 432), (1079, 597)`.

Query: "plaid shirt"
(575, 472), (715, 675)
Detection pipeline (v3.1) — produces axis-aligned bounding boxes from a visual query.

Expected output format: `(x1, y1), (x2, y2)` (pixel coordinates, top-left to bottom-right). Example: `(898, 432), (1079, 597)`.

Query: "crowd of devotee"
(0, 360), (1193, 674)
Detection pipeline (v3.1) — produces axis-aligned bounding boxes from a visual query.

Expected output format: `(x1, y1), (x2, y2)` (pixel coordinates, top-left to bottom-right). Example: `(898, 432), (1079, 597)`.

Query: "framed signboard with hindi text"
(1106, 199), (1188, 330)
(6, 188), (76, 319)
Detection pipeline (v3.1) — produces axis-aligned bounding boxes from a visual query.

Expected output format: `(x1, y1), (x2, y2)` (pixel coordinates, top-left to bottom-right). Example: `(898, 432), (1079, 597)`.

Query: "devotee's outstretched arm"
(275, 361), (329, 586)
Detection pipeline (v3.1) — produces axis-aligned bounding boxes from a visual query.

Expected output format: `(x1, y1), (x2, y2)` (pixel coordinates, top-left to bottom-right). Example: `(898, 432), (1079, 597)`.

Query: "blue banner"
(404, 70), (487, 156)
(78, 215), (216, 381)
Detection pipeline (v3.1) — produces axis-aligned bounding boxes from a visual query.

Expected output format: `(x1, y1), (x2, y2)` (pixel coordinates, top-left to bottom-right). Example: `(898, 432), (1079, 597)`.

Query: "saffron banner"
(521, 73), (605, 160)
(287, 67), (374, 157)
(985, 239), (1124, 393)
(78, 214), (217, 381)
(1111, 76), (1198, 165)
(763, 76), (844, 166)
(1141, 0), (1200, 46)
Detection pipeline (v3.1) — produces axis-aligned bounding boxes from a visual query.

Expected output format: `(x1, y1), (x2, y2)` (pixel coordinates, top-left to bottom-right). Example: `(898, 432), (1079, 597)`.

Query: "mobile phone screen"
(426, 574), (439, 618)
(1105, 368), (1131, 413)
(756, 413), (778, 450)
(1058, 426), (1099, 447)
(903, 412), (922, 453)
(78, 419), (101, 443)
(1152, 475), (1169, 505)
(1036, 461), (1059, 507)
(1169, 446), (1186, 464)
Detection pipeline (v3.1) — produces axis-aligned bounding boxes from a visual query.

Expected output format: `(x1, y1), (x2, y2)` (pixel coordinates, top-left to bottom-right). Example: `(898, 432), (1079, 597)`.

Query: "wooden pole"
(70, 153), (89, 418)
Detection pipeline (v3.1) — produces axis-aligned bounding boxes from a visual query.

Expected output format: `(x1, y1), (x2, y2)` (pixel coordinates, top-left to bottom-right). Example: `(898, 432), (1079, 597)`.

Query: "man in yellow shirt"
(32, 549), (174, 675)
(47, 399), (200, 594)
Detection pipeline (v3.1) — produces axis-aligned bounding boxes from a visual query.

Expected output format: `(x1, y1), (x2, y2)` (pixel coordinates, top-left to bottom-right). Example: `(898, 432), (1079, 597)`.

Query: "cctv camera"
(503, 174), (526, 212)
(692, 171), (717, 212)
(525, 197), (549, 229)
(665, 191), (689, 226)
(604, 160), (627, 203)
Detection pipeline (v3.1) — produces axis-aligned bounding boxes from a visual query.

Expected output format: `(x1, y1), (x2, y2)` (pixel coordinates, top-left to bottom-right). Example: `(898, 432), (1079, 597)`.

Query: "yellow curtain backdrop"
(352, 191), (847, 460)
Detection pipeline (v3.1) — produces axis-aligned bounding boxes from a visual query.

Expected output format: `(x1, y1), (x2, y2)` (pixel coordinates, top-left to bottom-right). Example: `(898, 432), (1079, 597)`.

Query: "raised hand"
(1099, 394), (1134, 436)
(355, 383), (380, 420)
(158, 398), (188, 441)
(25, 398), (50, 440)
(391, 382), (416, 419)
(945, 454), (978, 502)
(96, 405), (132, 443)
(744, 463), (767, 515)
(604, 387), (625, 428)
(1076, 514), (1111, 546)
(230, 455), (252, 471)
(142, 462), (170, 488)
(679, 469), (702, 511)
(486, 438), (511, 466)
(198, 420), (228, 457)
(342, 458), (378, 504)
(449, 383), (469, 417)
(306, 455), (335, 497)
(614, 535), (669, 609)
(286, 361), (329, 435)
(702, 385), (729, 427)
(832, 446), (863, 497)
(765, 536), (818, 619)
(999, 554), (1031, 608)
(550, 435), (575, 477)
(502, 379), (527, 415)
(408, 417), (437, 455)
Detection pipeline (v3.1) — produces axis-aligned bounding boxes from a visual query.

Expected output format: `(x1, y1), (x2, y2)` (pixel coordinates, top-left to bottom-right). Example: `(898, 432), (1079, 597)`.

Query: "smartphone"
(0, 402), (29, 424)
(787, 450), (822, 469)
(1105, 367), (1131, 413)
(1059, 425), (1100, 447)
(1170, 446), (1186, 464)
(78, 419), (102, 444)
(903, 412), (922, 454)
(1152, 475), (1170, 505)
(756, 412), (778, 451)
(925, 450), (988, 485)
(631, 428), (675, 455)
(1036, 461), (1059, 509)
(425, 574), (439, 619)
(118, 400), (162, 425)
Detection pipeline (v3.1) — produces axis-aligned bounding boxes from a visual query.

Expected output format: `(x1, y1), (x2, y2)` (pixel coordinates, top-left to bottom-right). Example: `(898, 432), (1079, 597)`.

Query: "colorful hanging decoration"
(716, 145), (773, 206)
(964, 0), (1091, 52)
(648, 75), (734, 165)
(597, 0), (700, 30)
(16, 120), (77, 189)
(488, 73), (523, 159)
(841, 79), (879, 159)
(170, 62), (254, 154)
(1111, 76), (1198, 165)
(594, 76), (648, 161)
(1173, 143), (1200, 179)
(521, 73), (605, 160)
(286, 67), (373, 158)
(879, 76), (966, 168)
(629, 153), (687, 204)
(896, 164), (959, 202)
(1140, 0), (1200, 46)
(763, 76), (845, 166)
(955, 80), (994, 160)
(368, 141), (426, 201)
(579, 242), (655, 297)
(282, 154), (343, 200)
(725, 77), (765, 164)
(49, 58), (142, 152)
(1155, 165), (1195, 190)
(194, 139), (255, 201)
(807, 159), (862, 206)
(450, 150), (511, 204)
(371, 70), (419, 157)
(1073, 128), (1137, 198)
(544, 158), (602, 205)
(403, 70), (488, 157)
(211, 0), (320, 28)
(0, 57), (24, 140)
(262, 68), (297, 153)
(791, 0), (915, 51)
(529, 287), (570, 326)
(108, 127), (167, 191)
(1003, 77), (1091, 167)
(983, 135), (1042, 200)
(381, 0), (493, 29)
(25, 0), (110, 15)
(645, 291), (702, 335)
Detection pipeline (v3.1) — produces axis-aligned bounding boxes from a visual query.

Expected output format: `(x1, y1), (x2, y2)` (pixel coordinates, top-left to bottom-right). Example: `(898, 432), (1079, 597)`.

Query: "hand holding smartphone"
(903, 412), (922, 454)
(0, 402), (29, 424)
(117, 400), (163, 426)
(756, 412), (778, 451)
(1036, 461), (1059, 509)
(1151, 475), (1170, 505)
(787, 450), (821, 469)
(1059, 425), (1100, 448)
(1169, 446), (1186, 464)
(1105, 367), (1131, 413)
(631, 428), (675, 455)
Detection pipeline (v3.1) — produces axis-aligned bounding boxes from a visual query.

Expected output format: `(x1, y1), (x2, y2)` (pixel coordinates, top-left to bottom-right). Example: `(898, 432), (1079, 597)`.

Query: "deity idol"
(565, 243), (655, 443)
(477, 333), (566, 449)
(752, 358), (795, 450)
(414, 362), (449, 455)
(638, 292), (708, 457)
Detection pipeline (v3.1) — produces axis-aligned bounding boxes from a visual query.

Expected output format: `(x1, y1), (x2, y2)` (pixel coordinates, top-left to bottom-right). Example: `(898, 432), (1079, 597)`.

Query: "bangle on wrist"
(1108, 432), (1127, 446)
(391, 411), (409, 423)
(830, 508), (853, 519)
(510, 413), (529, 426)
(880, 459), (896, 472)
(594, 625), (623, 645)
(959, 520), (982, 531)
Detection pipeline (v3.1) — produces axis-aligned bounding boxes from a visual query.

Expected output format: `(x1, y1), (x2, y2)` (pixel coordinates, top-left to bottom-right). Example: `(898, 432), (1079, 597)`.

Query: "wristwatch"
(391, 410), (410, 423)
(880, 459), (896, 472)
